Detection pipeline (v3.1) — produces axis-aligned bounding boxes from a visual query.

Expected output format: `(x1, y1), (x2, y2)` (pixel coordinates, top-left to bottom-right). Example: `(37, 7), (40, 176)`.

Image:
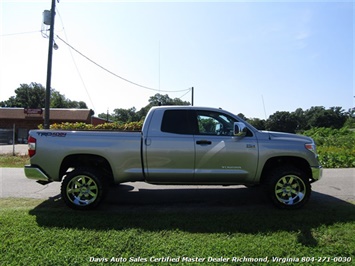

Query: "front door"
(194, 110), (258, 183)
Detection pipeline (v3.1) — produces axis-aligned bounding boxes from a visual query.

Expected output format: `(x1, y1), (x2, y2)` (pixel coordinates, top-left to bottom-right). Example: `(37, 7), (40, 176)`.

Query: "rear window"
(161, 110), (194, 135)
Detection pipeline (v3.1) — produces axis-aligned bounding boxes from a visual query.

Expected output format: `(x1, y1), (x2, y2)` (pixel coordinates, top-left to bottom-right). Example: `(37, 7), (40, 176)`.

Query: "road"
(0, 144), (28, 156)
(0, 168), (354, 209)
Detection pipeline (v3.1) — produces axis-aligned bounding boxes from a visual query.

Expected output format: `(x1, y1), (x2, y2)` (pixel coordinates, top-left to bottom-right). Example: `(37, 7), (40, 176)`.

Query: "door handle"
(145, 138), (151, 146)
(196, 140), (212, 145)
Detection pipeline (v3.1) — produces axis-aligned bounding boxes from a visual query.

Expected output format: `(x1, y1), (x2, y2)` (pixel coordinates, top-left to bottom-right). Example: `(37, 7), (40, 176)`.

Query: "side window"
(161, 110), (194, 135)
(197, 115), (220, 135)
(197, 111), (237, 136)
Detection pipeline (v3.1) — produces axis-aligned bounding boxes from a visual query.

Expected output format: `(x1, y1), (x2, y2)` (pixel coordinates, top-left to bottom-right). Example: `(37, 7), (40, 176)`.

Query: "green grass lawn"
(1, 152), (354, 265)
(0, 154), (29, 168)
(1, 198), (354, 266)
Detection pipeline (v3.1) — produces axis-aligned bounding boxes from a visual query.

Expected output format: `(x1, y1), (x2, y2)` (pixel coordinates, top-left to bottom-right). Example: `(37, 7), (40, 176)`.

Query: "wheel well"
(59, 154), (114, 184)
(260, 156), (311, 184)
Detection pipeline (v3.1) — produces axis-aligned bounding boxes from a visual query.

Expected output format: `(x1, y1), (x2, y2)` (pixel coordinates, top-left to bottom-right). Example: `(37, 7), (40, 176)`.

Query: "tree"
(69, 101), (87, 109)
(237, 113), (247, 121)
(148, 93), (190, 106)
(0, 82), (45, 108)
(305, 106), (346, 129)
(139, 93), (190, 120)
(265, 111), (299, 133)
(0, 82), (88, 109)
(248, 118), (266, 130)
(112, 107), (138, 123)
(99, 93), (190, 123)
(51, 90), (67, 108)
(292, 108), (306, 131)
(262, 106), (348, 133)
(344, 108), (355, 128)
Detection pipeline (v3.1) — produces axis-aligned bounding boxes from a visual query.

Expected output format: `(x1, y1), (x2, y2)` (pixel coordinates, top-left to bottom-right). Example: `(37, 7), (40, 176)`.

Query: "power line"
(55, 7), (96, 111)
(0, 30), (41, 37)
(178, 89), (191, 100)
(56, 35), (190, 93)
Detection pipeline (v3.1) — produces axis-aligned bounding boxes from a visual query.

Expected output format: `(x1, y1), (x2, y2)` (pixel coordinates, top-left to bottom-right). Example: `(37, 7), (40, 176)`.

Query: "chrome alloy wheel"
(66, 175), (99, 206)
(274, 175), (307, 206)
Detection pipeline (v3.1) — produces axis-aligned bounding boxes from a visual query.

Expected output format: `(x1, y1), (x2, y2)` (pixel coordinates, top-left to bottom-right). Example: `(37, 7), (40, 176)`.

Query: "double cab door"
(144, 109), (258, 184)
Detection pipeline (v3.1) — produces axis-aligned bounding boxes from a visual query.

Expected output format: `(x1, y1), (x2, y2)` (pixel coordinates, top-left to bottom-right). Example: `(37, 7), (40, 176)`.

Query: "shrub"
(40, 121), (144, 131)
(303, 127), (355, 168)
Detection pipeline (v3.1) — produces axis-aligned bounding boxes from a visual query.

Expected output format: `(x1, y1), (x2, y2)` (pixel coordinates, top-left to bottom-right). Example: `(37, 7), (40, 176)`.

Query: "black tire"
(61, 167), (107, 210)
(266, 166), (311, 210)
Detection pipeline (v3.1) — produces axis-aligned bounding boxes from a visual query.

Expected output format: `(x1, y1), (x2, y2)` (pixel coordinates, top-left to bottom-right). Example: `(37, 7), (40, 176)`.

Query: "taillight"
(28, 136), (36, 157)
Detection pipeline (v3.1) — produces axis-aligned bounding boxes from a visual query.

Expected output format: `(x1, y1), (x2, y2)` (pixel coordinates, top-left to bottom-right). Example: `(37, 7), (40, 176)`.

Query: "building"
(0, 108), (106, 143)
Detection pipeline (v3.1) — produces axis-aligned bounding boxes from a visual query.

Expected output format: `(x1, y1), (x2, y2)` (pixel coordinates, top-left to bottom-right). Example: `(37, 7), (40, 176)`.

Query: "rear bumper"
(311, 166), (323, 182)
(24, 165), (50, 182)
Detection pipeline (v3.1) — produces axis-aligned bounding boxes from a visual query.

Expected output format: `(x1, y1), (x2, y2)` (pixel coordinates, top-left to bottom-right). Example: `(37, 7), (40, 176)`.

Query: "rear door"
(144, 109), (196, 183)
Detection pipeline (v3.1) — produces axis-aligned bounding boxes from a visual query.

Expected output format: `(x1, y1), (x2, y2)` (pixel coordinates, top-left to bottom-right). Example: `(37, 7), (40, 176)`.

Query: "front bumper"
(311, 166), (323, 182)
(24, 165), (50, 182)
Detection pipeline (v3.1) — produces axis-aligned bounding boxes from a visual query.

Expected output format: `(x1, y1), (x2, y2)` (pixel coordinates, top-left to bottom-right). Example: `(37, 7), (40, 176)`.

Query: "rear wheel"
(61, 168), (107, 210)
(267, 166), (311, 209)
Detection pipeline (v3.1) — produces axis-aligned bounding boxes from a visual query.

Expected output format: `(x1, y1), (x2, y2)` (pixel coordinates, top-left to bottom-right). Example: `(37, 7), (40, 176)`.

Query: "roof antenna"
(261, 95), (268, 119)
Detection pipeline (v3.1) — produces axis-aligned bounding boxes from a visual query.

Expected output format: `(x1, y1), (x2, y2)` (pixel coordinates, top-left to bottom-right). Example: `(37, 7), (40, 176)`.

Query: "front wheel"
(61, 168), (107, 210)
(267, 166), (311, 210)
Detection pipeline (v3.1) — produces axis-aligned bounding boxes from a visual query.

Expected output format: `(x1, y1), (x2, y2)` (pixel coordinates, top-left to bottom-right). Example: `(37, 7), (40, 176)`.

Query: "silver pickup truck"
(25, 106), (322, 210)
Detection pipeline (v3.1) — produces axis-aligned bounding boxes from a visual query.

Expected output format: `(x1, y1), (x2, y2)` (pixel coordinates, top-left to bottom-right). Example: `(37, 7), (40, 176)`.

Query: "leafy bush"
(39, 121), (144, 131)
(303, 127), (355, 168)
(50, 122), (94, 130)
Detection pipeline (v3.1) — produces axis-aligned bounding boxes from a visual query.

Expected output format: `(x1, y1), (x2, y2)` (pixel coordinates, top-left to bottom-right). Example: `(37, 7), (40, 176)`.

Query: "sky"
(0, 0), (354, 119)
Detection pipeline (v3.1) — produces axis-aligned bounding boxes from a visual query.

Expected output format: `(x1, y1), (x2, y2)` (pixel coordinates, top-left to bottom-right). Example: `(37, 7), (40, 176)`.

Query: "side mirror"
(234, 122), (247, 137)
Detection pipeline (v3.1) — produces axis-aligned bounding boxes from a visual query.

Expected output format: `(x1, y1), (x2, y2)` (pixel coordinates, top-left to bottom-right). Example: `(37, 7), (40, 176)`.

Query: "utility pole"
(44, 0), (57, 129)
